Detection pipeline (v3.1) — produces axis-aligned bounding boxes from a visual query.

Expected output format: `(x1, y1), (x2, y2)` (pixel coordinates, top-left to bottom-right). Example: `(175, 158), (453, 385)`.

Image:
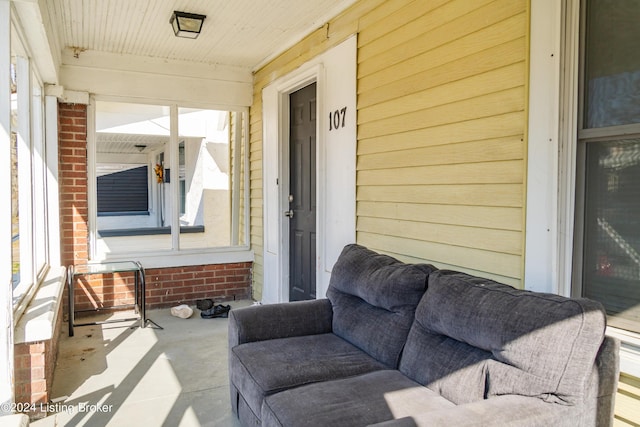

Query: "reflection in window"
(583, 139), (640, 332)
(93, 101), (248, 256)
(578, 0), (640, 334)
(10, 61), (19, 289)
(584, 0), (640, 128)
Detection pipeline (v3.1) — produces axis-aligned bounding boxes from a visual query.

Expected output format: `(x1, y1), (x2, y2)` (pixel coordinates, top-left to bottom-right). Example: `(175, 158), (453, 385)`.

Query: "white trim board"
(262, 36), (357, 304)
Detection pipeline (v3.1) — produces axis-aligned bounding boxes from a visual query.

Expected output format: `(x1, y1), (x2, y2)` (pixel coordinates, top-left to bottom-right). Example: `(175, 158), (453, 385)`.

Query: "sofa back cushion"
(400, 270), (606, 405)
(327, 244), (436, 368)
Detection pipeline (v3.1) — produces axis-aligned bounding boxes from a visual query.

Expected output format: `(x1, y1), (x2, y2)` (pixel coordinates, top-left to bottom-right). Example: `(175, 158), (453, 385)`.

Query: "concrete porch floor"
(32, 301), (253, 427)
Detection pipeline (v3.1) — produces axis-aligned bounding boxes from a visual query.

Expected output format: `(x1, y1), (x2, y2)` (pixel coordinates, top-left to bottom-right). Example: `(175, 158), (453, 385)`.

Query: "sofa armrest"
(228, 299), (333, 348)
(369, 395), (579, 427)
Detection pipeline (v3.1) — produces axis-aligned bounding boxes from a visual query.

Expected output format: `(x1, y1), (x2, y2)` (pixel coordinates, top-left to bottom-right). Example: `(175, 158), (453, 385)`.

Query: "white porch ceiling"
(43, 0), (357, 72)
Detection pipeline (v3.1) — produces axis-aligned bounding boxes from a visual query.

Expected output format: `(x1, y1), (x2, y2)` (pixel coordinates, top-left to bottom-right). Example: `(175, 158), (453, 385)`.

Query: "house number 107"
(329, 107), (347, 131)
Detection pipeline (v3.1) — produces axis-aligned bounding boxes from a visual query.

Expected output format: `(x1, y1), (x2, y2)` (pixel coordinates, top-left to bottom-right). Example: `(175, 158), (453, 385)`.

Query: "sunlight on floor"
(32, 301), (251, 427)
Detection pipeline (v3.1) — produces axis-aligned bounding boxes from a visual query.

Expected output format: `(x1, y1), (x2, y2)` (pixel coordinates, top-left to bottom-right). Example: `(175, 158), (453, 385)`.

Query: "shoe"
(200, 304), (231, 319)
(196, 299), (214, 311)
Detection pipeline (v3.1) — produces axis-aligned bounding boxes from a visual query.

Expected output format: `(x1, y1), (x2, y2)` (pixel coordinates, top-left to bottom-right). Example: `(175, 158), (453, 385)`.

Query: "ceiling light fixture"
(170, 11), (206, 39)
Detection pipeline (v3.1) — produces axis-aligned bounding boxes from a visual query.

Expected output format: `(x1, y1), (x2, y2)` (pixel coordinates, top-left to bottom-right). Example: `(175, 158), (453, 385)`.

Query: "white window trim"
(11, 37), (52, 322)
(1, 0), (15, 409)
(525, 0), (564, 296)
(527, 0), (640, 377)
(87, 96), (253, 268)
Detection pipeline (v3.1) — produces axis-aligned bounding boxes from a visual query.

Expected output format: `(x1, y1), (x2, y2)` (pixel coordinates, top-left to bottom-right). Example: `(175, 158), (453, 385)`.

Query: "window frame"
(10, 30), (53, 318)
(571, 0), (640, 335)
(528, 0), (640, 378)
(87, 96), (252, 268)
(567, 0), (640, 375)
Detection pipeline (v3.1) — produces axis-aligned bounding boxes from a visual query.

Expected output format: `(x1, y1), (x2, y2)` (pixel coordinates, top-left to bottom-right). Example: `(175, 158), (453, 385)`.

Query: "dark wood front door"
(288, 83), (317, 301)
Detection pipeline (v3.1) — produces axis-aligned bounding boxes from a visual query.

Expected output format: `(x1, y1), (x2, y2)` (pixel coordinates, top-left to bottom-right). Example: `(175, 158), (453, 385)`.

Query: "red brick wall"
(59, 103), (89, 267)
(71, 262), (252, 312)
(145, 263), (252, 308)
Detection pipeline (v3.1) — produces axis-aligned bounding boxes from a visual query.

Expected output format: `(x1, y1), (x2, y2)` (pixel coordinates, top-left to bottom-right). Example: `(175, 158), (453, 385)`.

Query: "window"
(10, 49), (51, 314)
(97, 165), (149, 214)
(92, 100), (249, 258)
(575, 0), (640, 333)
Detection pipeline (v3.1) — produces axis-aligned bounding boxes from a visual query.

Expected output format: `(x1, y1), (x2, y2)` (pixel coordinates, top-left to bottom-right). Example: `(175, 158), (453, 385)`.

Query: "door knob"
(284, 210), (294, 218)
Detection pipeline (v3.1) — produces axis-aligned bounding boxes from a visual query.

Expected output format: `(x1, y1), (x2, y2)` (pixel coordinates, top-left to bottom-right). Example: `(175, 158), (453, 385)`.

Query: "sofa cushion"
(261, 370), (455, 427)
(230, 333), (386, 419)
(327, 244), (436, 367)
(410, 270), (606, 405)
(399, 321), (492, 404)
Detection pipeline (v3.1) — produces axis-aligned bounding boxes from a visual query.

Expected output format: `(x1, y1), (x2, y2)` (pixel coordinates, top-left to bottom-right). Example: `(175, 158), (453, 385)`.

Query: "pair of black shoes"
(196, 299), (231, 319)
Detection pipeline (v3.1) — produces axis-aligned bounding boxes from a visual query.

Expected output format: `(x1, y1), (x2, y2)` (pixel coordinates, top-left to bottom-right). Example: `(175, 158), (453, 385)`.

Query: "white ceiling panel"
(44, 0), (357, 71)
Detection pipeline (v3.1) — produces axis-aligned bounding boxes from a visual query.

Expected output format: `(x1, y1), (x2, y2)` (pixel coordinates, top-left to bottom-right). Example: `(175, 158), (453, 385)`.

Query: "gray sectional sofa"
(228, 244), (620, 426)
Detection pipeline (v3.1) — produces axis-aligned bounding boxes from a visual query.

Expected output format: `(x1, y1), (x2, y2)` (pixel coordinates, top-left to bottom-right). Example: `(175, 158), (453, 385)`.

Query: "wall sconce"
(170, 11), (206, 39)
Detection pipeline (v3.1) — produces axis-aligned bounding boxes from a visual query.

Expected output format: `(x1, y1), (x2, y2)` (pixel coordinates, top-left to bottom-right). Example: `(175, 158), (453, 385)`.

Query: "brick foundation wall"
(145, 263), (252, 308)
(71, 262), (252, 312)
(14, 298), (64, 419)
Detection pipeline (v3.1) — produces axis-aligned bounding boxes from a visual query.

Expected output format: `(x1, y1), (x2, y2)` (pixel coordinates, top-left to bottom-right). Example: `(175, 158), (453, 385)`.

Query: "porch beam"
(59, 49), (253, 108)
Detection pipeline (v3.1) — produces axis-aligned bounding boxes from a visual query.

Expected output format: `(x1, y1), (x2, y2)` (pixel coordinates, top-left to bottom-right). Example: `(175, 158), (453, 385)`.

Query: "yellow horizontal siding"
(359, 86), (525, 140)
(357, 231), (522, 280)
(615, 373), (640, 427)
(358, 137), (523, 170)
(357, 160), (524, 188)
(359, 14), (527, 92)
(359, 62), (525, 126)
(359, 0), (524, 76)
(358, 111), (525, 155)
(357, 0), (449, 47)
(357, 201), (522, 232)
(358, 216), (521, 255)
(358, 183), (522, 207)
(356, 0), (527, 282)
(359, 36), (526, 109)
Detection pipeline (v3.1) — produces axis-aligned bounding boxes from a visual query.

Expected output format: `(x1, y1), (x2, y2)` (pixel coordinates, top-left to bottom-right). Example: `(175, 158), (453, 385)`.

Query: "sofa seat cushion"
(230, 333), (387, 419)
(327, 244), (436, 367)
(262, 370), (455, 427)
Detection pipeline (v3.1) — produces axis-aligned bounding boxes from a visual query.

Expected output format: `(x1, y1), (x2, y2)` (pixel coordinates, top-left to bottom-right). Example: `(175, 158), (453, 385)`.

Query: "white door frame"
(262, 36), (357, 304)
